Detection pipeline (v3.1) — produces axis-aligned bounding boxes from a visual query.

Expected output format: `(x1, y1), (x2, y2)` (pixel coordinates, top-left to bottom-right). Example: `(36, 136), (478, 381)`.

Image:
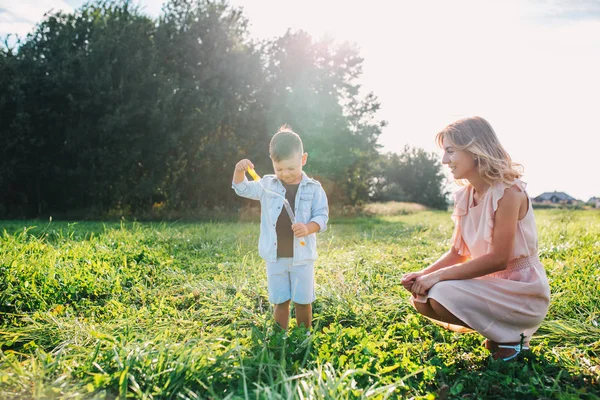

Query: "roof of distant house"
(533, 191), (578, 202)
(588, 197), (600, 202)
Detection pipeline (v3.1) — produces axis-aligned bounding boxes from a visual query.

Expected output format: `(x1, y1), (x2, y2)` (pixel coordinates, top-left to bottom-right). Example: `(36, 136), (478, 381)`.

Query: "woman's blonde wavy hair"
(436, 116), (523, 186)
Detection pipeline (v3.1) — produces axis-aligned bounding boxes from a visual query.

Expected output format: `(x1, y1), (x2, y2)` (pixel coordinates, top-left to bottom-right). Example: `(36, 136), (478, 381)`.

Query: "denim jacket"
(232, 172), (329, 264)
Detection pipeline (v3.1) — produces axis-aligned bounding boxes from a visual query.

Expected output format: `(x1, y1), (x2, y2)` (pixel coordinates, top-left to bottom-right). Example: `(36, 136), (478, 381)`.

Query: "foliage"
(372, 147), (449, 209)
(0, 210), (599, 398)
(0, 0), (397, 217)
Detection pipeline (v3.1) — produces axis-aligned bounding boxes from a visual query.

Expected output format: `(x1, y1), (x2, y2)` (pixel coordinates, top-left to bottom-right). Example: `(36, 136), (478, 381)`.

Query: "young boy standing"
(232, 126), (329, 329)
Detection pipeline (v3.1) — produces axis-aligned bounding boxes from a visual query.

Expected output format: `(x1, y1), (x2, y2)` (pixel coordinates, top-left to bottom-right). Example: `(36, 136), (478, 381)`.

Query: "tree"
(372, 146), (449, 209)
(0, 0), (390, 217)
(0, 37), (30, 216)
(155, 0), (266, 209)
(0, 2), (168, 215)
(261, 31), (385, 204)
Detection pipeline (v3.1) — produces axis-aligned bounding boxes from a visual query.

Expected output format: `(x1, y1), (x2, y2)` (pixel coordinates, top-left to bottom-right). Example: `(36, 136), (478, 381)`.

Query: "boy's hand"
(235, 159), (254, 172)
(292, 223), (310, 237)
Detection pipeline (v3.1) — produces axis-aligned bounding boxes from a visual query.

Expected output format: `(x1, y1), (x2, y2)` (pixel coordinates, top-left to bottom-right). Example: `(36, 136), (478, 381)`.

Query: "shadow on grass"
(429, 349), (600, 399)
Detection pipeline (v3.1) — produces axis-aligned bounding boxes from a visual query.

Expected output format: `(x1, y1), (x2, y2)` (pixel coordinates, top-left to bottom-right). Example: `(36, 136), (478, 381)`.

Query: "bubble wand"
(248, 167), (306, 246)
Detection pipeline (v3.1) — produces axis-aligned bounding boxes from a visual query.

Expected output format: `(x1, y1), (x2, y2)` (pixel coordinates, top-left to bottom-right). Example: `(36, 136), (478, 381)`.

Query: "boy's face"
(272, 152), (308, 185)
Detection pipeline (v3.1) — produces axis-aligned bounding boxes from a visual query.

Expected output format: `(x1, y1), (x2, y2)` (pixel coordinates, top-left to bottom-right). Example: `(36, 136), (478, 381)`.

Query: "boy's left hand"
(292, 223), (309, 237)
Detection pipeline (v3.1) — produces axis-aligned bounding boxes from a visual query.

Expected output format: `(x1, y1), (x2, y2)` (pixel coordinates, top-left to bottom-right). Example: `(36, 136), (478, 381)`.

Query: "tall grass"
(0, 210), (599, 398)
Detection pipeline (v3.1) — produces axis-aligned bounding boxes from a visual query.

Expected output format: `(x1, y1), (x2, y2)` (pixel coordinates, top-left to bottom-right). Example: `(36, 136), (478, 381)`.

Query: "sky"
(1, 0), (599, 200)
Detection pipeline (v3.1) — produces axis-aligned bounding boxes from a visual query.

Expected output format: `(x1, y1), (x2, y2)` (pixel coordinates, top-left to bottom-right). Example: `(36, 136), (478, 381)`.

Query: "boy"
(232, 125), (329, 329)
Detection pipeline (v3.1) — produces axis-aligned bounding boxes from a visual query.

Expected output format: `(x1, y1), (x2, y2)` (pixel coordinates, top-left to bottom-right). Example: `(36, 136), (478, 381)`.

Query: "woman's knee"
(429, 299), (445, 313)
(413, 300), (427, 313)
(413, 299), (437, 318)
(429, 298), (469, 327)
(430, 298), (455, 319)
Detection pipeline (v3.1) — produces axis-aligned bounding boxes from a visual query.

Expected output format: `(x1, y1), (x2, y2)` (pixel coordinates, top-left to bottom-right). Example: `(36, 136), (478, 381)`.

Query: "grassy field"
(0, 209), (599, 399)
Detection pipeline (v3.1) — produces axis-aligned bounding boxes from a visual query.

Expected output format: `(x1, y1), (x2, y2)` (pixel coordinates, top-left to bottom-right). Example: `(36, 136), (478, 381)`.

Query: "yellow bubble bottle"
(247, 167), (260, 182)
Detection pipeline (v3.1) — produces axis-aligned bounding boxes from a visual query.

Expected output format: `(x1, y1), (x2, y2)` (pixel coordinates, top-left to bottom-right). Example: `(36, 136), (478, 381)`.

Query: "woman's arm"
(423, 248), (469, 274)
(411, 186), (524, 295)
(401, 248), (468, 291)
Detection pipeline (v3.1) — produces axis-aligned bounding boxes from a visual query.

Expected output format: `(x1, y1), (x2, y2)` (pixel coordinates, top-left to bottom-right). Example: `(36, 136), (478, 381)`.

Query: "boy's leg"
(294, 303), (312, 328)
(274, 300), (291, 329)
(289, 262), (315, 329)
(267, 258), (293, 329)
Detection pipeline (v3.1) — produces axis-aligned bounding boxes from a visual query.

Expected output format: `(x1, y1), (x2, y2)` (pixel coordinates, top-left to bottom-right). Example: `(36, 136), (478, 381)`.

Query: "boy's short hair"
(269, 125), (304, 161)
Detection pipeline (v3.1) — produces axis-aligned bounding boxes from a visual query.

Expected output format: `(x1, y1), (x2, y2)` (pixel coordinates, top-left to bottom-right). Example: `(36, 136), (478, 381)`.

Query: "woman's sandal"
(496, 343), (530, 362)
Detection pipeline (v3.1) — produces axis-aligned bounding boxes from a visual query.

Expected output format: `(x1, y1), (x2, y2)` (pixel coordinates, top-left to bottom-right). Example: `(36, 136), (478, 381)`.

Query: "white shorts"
(266, 258), (315, 305)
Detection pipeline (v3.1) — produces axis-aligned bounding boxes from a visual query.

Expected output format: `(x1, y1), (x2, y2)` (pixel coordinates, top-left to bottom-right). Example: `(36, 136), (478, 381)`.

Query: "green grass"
(0, 210), (599, 399)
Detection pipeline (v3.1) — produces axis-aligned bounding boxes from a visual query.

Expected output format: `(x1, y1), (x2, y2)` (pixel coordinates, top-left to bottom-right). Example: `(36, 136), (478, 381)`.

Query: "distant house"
(587, 197), (600, 208)
(533, 191), (579, 205)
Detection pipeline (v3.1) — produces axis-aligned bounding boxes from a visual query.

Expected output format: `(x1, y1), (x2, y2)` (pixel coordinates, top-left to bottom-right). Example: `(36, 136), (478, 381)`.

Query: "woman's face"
(441, 136), (477, 180)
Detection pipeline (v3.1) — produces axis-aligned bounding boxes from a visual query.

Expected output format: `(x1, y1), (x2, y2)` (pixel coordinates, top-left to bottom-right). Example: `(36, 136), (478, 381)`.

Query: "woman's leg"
(412, 299), (443, 321)
(429, 299), (471, 327)
(484, 339), (499, 353)
(492, 341), (529, 360)
(412, 298), (472, 328)
(419, 299), (529, 360)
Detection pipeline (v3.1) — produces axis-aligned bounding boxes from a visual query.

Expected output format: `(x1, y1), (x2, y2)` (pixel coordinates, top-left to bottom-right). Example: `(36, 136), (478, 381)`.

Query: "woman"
(401, 116), (551, 361)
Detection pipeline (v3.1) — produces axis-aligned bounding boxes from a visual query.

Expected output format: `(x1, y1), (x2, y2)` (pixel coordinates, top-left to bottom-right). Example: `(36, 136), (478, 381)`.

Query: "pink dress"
(412, 179), (551, 343)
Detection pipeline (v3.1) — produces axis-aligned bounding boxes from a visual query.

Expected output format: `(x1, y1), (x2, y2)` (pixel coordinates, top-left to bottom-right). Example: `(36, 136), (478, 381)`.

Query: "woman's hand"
(401, 271), (424, 292)
(411, 271), (442, 296)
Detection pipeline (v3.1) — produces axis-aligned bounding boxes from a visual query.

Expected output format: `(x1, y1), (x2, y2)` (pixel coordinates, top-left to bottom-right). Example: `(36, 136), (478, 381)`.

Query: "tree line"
(0, 0), (448, 218)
